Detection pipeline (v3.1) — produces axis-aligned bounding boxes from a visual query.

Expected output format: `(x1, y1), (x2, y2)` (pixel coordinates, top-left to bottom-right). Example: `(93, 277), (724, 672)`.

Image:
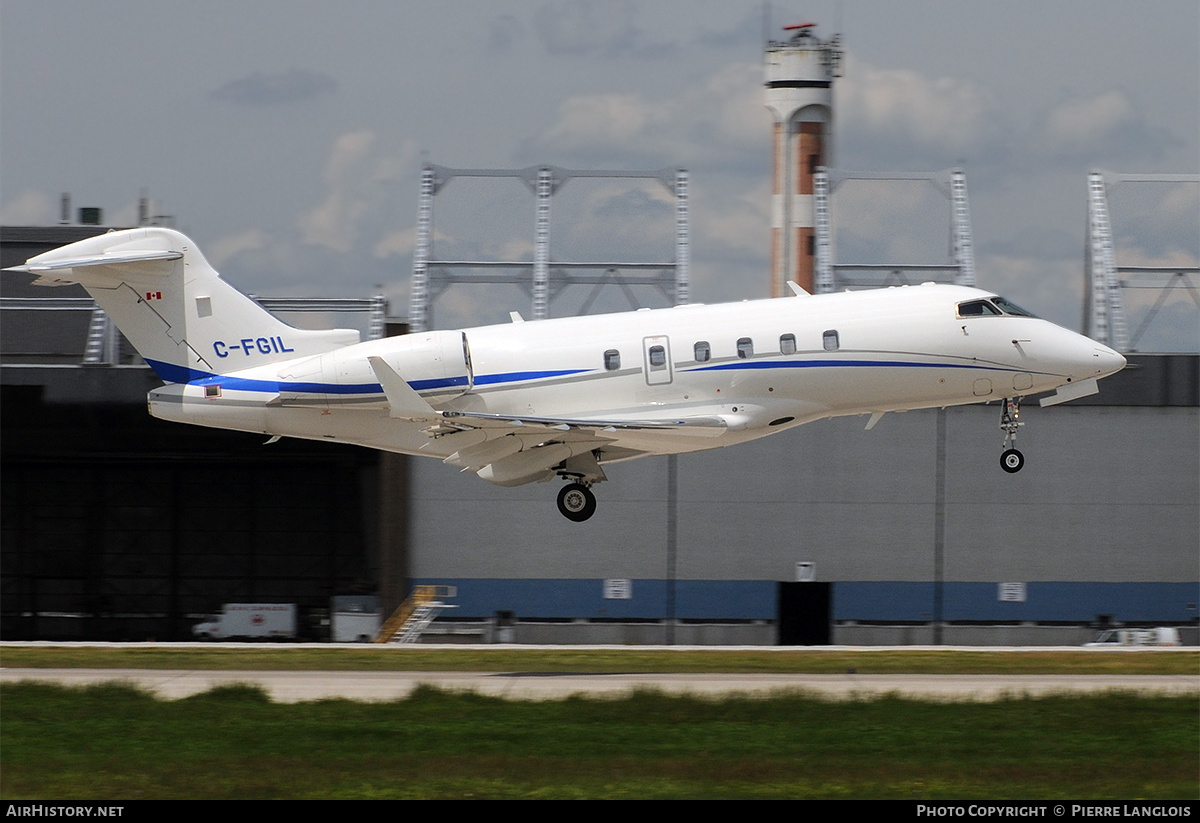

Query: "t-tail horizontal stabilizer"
(6, 248), (184, 285)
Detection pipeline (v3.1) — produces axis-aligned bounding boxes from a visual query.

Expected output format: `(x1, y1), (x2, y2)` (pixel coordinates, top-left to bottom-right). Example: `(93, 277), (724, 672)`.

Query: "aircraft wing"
(368, 355), (728, 434)
(368, 356), (741, 485)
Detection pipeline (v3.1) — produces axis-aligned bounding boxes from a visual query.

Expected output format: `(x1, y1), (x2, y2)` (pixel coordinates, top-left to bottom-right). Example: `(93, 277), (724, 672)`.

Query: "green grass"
(1, 682), (1195, 799)
(2, 644), (1196, 674)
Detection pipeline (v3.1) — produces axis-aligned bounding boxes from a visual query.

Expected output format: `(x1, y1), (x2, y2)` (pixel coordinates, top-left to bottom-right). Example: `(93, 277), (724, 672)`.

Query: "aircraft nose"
(1048, 327), (1126, 381)
(1093, 343), (1126, 378)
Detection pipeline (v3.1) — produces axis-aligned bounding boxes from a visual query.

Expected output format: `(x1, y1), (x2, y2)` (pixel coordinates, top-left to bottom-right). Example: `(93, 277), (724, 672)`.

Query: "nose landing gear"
(999, 397), (1025, 473)
(556, 482), (597, 522)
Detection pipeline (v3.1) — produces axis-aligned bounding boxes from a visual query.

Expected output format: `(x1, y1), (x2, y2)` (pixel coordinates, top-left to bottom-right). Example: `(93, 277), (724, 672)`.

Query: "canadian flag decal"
(145, 291), (163, 301)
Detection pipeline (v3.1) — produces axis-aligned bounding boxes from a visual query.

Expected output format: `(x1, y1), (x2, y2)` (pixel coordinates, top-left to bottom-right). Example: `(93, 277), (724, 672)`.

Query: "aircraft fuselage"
(148, 283), (1123, 465)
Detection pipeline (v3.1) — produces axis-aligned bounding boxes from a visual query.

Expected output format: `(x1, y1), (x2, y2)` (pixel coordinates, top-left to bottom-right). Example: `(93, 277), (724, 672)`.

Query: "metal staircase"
(83, 307), (115, 364)
(374, 585), (458, 644)
(813, 169), (834, 294)
(1085, 172), (1129, 351)
(950, 169), (976, 287)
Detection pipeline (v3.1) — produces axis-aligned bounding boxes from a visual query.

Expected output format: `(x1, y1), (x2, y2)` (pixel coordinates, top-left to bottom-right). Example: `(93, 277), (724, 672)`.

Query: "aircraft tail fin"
(6, 228), (359, 382)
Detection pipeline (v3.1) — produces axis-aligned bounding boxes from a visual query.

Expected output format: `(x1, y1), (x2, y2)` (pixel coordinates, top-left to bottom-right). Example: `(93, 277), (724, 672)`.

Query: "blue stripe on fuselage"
(689, 358), (1042, 375)
(473, 369), (588, 386)
(150, 360), (587, 396)
(151, 358), (1033, 397)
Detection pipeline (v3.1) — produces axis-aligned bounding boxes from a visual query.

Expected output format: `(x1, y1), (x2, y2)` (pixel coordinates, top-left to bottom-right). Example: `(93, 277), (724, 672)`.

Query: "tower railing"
(1084, 171), (1198, 351)
(813, 167), (977, 292)
(407, 164), (688, 332)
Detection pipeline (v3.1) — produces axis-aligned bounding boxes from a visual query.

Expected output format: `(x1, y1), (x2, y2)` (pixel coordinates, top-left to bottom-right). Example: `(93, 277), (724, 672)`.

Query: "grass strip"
(1, 682), (1195, 800)
(1, 645), (1196, 674)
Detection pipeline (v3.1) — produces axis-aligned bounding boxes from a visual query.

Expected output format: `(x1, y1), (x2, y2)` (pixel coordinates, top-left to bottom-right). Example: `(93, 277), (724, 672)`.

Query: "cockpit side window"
(992, 296), (1038, 318)
(957, 299), (1002, 318)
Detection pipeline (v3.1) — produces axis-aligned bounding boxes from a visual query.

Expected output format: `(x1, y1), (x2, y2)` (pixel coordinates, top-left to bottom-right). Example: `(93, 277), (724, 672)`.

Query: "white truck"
(1084, 627), (1182, 647)
(192, 603), (297, 640)
(331, 609), (381, 643)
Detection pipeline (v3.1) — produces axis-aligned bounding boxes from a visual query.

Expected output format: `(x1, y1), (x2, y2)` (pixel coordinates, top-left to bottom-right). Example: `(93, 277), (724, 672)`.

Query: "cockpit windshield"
(991, 296), (1038, 318)
(957, 299), (1001, 317)
(956, 296), (1039, 319)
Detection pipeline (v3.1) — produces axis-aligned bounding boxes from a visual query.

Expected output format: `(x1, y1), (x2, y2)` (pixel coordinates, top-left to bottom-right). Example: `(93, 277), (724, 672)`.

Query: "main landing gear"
(556, 482), (597, 522)
(999, 397), (1025, 473)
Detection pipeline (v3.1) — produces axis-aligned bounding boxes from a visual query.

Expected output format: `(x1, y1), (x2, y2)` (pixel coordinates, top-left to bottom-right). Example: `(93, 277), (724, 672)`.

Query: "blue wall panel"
(414, 579), (1198, 623)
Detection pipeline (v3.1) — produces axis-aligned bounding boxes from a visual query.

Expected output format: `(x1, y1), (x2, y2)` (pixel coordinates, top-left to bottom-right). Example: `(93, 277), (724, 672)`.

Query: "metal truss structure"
(1084, 170), (1199, 352)
(813, 166), (976, 294)
(409, 163), (689, 332)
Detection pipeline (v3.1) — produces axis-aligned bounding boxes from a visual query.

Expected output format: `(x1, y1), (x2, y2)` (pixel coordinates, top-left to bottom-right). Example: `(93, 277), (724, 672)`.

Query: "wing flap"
(438, 409), (729, 436)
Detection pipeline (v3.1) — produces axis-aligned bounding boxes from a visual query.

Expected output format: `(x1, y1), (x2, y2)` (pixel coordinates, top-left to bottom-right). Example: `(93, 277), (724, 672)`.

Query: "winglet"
(786, 281), (810, 297)
(367, 356), (439, 420)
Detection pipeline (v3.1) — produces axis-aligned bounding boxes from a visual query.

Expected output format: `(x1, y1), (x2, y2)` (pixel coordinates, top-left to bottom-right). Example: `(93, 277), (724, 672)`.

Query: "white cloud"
(299, 131), (419, 254)
(695, 178), (770, 257)
(0, 190), (56, 225)
(531, 60), (764, 171)
(209, 228), (270, 268)
(374, 227), (417, 260)
(1042, 91), (1135, 153)
(541, 93), (657, 150)
(837, 53), (996, 154)
(376, 226), (453, 261)
(498, 237), (535, 261)
(1159, 183), (1200, 226)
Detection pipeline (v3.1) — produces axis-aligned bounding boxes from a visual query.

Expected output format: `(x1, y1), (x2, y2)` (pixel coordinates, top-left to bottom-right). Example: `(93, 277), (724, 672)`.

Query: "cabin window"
(957, 299), (1002, 317)
(604, 349), (621, 371)
(648, 345), (667, 369)
(693, 341), (710, 362)
(780, 333), (796, 355)
(822, 330), (839, 352)
(737, 338), (754, 359)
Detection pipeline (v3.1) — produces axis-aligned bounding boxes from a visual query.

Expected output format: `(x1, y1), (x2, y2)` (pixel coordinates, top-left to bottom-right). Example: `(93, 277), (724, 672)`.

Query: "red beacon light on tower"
(783, 22), (817, 38)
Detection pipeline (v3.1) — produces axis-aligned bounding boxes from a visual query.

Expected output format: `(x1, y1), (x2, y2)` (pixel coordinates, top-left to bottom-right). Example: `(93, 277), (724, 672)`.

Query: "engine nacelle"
(366, 330), (473, 401)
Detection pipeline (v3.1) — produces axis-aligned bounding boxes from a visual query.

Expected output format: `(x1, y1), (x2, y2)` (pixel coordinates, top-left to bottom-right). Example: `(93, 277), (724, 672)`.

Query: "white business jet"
(7, 227), (1125, 521)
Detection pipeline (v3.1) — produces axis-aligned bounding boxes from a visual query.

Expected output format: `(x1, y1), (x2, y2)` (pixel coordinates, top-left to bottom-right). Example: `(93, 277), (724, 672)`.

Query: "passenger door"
(642, 335), (673, 385)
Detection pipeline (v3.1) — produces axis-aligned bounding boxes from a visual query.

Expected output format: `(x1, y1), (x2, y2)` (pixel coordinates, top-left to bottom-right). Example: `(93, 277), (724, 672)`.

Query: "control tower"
(764, 23), (842, 297)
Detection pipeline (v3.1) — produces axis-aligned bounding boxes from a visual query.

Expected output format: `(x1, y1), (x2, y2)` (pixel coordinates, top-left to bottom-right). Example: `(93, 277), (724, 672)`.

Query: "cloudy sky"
(3, 1), (1197, 349)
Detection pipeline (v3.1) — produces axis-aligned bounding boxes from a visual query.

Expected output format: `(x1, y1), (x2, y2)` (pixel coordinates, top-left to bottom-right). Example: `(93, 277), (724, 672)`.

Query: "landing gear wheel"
(999, 398), (1026, 474)
(1000, 448), (1025, 473)
(556, 483), (597, 522)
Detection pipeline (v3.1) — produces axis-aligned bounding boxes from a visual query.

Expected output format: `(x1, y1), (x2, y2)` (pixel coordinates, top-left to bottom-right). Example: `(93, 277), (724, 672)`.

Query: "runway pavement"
(2, 667), (1197, 702)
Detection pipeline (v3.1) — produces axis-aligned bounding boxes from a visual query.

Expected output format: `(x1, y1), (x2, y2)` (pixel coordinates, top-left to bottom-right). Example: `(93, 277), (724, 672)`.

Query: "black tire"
(556, 483), (597, 522)
(1000, 448), (1024, 473)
